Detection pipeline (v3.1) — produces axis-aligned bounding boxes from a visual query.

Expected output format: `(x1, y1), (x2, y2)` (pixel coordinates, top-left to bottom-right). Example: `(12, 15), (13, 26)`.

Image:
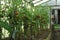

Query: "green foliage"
(0, 21), (12, 32)
(0, 0), (51, 39)
(0, 0), (50, 32)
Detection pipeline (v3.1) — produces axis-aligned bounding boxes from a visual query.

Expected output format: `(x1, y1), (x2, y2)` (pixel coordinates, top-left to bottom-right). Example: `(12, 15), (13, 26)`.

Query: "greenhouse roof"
(41, 0), (60, 6)
(32, 0), (50, 6)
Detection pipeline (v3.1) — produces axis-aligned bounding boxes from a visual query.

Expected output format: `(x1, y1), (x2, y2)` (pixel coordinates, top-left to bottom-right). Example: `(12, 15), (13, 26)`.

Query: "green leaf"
(0, 21), (12, 32)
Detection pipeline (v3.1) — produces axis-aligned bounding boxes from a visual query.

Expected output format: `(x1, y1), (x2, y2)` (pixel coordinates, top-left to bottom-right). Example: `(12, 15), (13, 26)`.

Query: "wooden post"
(50, 9), (56, 40)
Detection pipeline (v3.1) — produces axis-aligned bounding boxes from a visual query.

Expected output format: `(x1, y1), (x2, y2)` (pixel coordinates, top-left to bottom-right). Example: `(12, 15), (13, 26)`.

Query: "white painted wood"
(55, 9), (58, 24)
(32, 0), (40, 3)
(34, 0), (49, 6)
(52, 6), (60, 9)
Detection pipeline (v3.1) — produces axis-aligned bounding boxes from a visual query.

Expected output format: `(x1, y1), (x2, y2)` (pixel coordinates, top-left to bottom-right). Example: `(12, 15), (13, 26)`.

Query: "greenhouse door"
(52, 9), (60, 24)
(51, 9), (60, 40)
(53, 9), (60, 24)
(52, 9), (58, 24)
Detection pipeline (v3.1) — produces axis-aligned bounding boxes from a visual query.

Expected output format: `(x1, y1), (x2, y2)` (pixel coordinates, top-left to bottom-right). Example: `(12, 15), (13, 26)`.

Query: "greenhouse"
(0, 0), (60, 40)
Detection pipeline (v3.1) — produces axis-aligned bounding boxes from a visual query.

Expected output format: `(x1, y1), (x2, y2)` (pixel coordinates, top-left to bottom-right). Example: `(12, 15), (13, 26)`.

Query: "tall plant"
(0, 0), (51, 40)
